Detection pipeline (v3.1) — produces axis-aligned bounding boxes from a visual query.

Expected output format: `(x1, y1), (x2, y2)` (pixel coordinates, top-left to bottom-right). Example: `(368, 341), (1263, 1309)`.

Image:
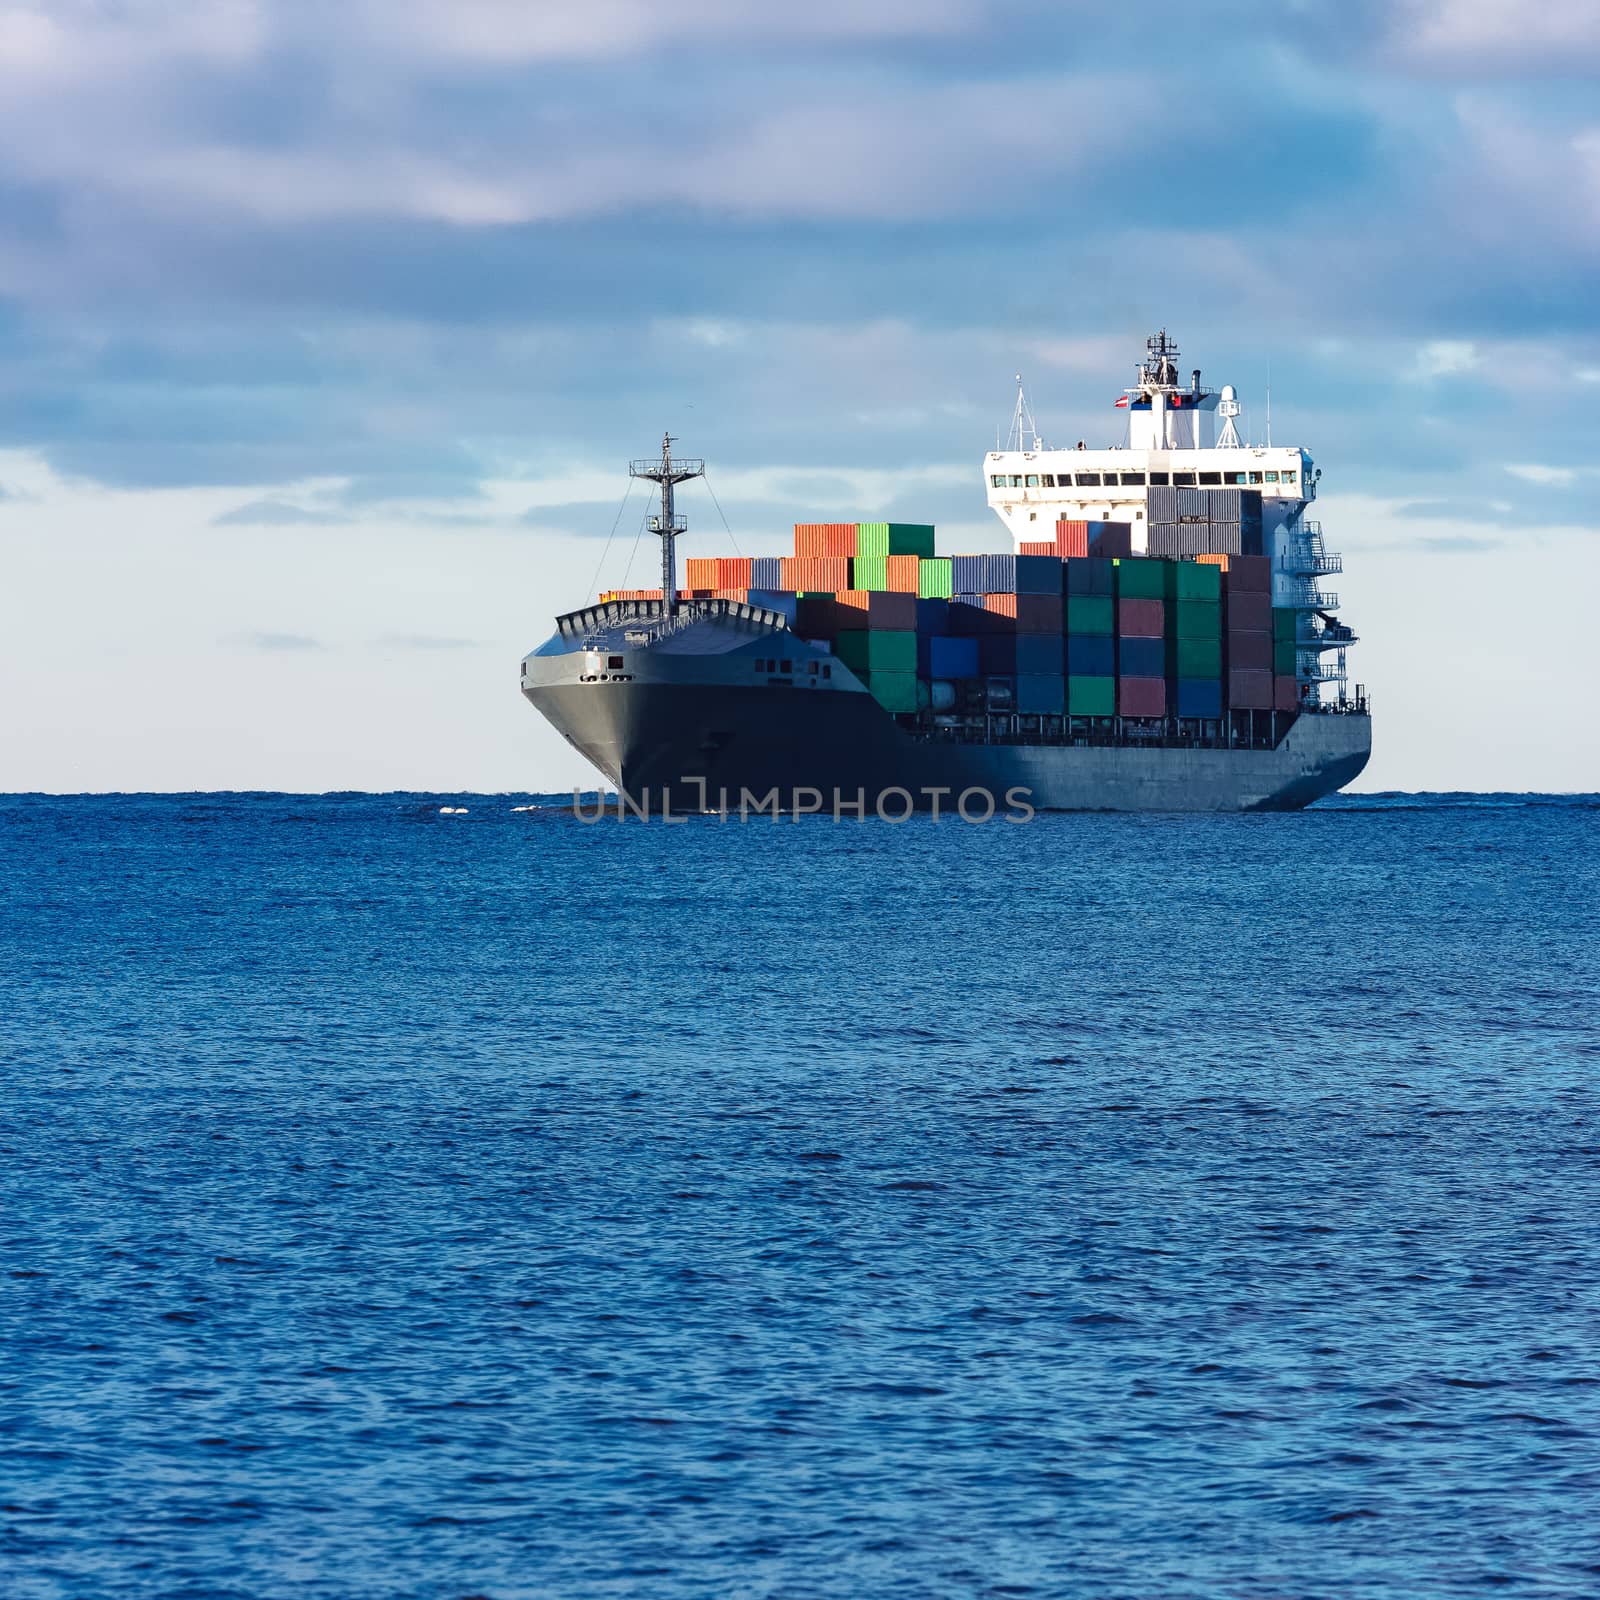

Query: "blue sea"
(3, 792), (1599, 1599)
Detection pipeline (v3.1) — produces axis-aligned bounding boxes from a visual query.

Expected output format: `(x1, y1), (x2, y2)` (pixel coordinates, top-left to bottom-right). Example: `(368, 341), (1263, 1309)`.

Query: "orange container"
(685, 557), (719, 589)
(1054, 521), (1089, 558)
(713, 587), (749, 602)
(1197, 552), (1230, 570)
(884, 555), (919, 592)
(716, 557), (753, 589)
(794, 523), (857, 557)
(1020, 541), (1056, 556)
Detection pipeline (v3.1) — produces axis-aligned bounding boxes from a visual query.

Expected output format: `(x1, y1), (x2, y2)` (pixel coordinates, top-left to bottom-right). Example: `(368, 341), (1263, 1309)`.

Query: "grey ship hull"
(523, 604), (1371, 813)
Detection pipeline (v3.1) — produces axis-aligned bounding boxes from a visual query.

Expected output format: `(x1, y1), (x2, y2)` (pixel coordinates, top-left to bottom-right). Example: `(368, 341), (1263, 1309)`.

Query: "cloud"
(1411, 340), (1480, 380)
(242, 631), (323, 651)
(213, 498), (348, 525)
(1505, 463), (1579, 486)
(1381, 0), (1600, 74)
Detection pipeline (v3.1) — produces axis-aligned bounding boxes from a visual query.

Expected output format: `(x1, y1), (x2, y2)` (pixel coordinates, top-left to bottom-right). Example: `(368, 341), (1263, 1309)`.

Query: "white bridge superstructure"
(983, 331), (1354, 702)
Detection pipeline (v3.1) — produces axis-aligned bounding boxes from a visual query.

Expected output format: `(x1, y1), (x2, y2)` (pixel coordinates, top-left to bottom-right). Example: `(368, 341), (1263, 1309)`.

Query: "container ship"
(521, 332), (1371, 812)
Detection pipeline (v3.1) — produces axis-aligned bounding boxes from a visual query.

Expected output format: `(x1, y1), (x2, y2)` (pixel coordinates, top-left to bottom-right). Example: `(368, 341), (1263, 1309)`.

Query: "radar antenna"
(629, 433), (704, 620)
(1217, 384), (1243, 449)
(1007, 374), (1044, 452)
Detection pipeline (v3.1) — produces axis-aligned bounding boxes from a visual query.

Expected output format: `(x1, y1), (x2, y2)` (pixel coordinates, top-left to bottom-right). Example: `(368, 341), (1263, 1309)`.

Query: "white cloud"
(1504, 463), (1579, 486)
(1411, 339), (1480, 380)
(1386, 0), (1600, 71)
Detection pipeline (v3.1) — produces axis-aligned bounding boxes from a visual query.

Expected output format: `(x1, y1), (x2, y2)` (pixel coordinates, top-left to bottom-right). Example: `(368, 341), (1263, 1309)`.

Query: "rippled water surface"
(3, 792), (1599, 1599)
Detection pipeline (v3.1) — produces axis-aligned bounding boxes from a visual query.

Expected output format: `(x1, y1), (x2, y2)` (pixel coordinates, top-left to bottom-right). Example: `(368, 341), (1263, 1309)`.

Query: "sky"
(2, 0), (1598, 794)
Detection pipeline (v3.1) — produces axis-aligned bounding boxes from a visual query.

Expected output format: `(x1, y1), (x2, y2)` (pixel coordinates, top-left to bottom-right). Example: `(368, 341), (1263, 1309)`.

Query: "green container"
(1272, 607), (1298, 641)
(1066, 596), (1114, 635)
(862, 670), (918, 713)
(855, 522), (937, 560)
(1169, 638), (1222, 680)
(1068, 675), (1116, 716)
(1172, 600), (1222, 640)
(1165, 561), (1222, 602)
(853, 556), (888, 592)
(1274, 639), (1297, 677)
(835, 629), (916, 675)
(1114, 557), (1166, 600)
(917, 557), (953, 599)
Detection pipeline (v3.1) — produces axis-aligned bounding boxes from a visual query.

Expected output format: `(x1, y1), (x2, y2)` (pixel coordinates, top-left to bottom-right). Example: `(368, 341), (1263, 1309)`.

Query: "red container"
(984, 592), (1062, 634)
(1118, 597), (1164, 637)
(1274, 674), (1299, 712)
(835, 589), (917, 629)
(1228, 554), (1272, 593)
(1020, 541), (1056, 556)
(716, 557), (753, 589)
(781, 556), (852, 592)
(885, 554), (920, 592)
(1227, 590), (1271, 632)
(1229, 668), (1273, 709)
(1227, 629), (1272, 671)
(1054, 521), (1089, 558)
(685, 557), (719, 589)
(795, 595), (837, 638)
(1118, 677), (1166, 717)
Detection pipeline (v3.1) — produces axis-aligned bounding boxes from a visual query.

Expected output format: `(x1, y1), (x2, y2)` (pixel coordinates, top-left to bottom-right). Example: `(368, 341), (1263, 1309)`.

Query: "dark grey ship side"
(523, 599), (1371, 814)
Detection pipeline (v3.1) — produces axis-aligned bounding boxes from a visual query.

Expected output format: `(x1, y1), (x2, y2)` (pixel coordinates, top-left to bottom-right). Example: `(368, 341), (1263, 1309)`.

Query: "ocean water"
(3, 792), (1599, 1600)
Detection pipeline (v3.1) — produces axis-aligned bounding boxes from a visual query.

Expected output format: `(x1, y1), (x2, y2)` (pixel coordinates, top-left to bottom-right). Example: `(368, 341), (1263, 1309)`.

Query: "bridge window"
(1173, 472), (1196, 486)
(1120, 472), (1145, 486)
(1199, 472), (1222, 485)
(1282, 471), (1297, 487)
(1264, 471), (1279, 483)
(1041, 474), (1056, 487)
(1226, 472), (1248, 485)
(1249, 471), (1263, 484)
(990, 474), (1005, 488)
(1075, 472), (1101, 486)
(1149, 471), (1170, 486)
(780, 659), (792, 673)
(1025, 474), (1040, 487)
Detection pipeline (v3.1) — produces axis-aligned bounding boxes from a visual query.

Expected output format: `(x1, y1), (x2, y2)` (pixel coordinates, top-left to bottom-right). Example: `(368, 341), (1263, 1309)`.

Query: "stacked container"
(794, 523), (858, 558)
(1114, 559), (1166, 717)
(855, 523), (936, 560)
(1164, 560), (1223, 719)
(1064, 557), (1115, 716)
(1225, 554), (1273, 709)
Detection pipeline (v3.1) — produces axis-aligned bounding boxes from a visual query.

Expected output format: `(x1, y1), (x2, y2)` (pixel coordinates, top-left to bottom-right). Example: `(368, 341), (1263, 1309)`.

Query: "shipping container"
(855, 522), (936, 560)
(1172, 600), (1222, 640)
(948, 597), (1011, 636)
(979, 634), (1017, 675)
(1118, 597), (1165, 637)
(836, 629), (916, 674)
(861, 670), (918, 713)
(1176, 679), (1223, 719)
(917, 557), (953, 598)
(1197, 552), (1230, 571)
(1019, 541), (1056, 556)
(1054, 520), (1089, 559)
(1147, 522), (1243, 558)
(1067, 633), (1115, 676)
(1016, 633), (1063, 675)
(747, 590), (799, 625)
(1274, 638), (1297, 677)
(685, 556), (719, 589)
(1114, 558), (1166, 600)
(715, 557), (752, 589)
(1272, 607), (1298, 642)
(1016, 675), (1066, 715)
(1274, 674), (1299, 713)
(795, 594), (837, 639)
(1227, 630), (1272, 671)
(780, 555), (852, 592)
(794, 522), (858, 558)
(1068, 675), (1116, 717)
(983, 592), (1063, 634)
(712, 588), (748, 601)
(750, 556), (782, 590)
(1148, 485), (1178, 523)
(1168, 637), (1222, 680)
(1064, 557), (1114, 596)
(835, 589), (917, 630)
(1227, 554), (1272, 593)
(1088, 523), (1134, 559)
(1066, 595), (1114, 635)
(1118, 636), (1165, 678)
(1226, 590), (1271, 632)
(915, 597), (951, 634)
(1118, 677), (1167, 717)
(852, 556), (887, 591)
(1228, 667), (1273, 710)
(950, 554), (1063, 595)
(925, 635), (979, 679)
(885, 555), (920, 592)
(1165, 562), (1222, 602)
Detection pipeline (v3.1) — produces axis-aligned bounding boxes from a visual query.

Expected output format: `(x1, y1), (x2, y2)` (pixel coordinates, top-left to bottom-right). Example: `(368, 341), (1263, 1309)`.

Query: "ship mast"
(629, 433), (704, 621)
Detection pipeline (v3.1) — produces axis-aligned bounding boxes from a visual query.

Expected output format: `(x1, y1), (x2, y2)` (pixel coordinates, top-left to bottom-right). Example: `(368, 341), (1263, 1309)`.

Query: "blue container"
(1119, 636), (1165, 678)
(1064, 557), (1114, 596)
(1016, 674), (1066, 714)
(950, 553), (1064, 595)
(1176, 679), (1223, 719)
(750, 556), (783, 590)
(1066, 634), (1115, 676)
(924, 635), (979, 679)
(1015, 633), (1063, 676)
(915, 598), (951, 635)
(979, 634), (1018, 674)
(747, 590), (799, 625)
